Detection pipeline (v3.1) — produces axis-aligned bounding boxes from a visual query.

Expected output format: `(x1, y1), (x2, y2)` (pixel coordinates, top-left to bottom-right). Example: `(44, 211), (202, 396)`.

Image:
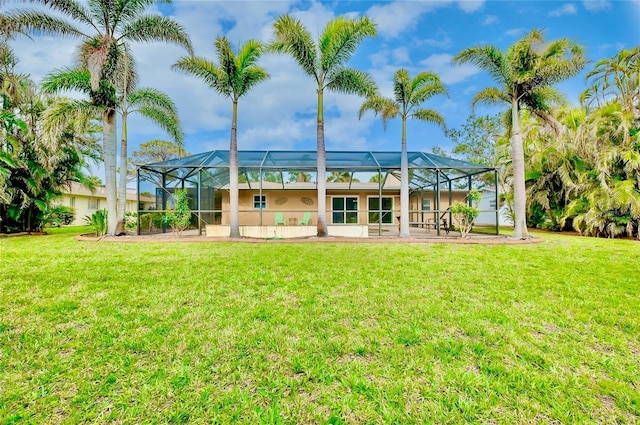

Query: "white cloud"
(582, 0), (612, 11)
(417, 31), (453, 49)
(457, 1), (485, 13)
(366, 0), (452, 38)
(549, 3), (578, 17)
(481, 15), (499, 25)
(505, 28), (526, 37)
(420, 53), (481, 85)
(392, 47), (411, 64)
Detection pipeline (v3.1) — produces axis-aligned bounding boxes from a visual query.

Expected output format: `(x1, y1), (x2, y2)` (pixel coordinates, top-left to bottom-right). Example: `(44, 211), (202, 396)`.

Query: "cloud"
(420, 53), (481, 85)
(582, 0), (612, 11)
(505, 28), (526, 37)
(481, 15), (499, 25)
(366, 1), (451, 38)
(457, 1), (485, 13)
(417, 31), (453, 49)
(549, 3), (578, 17)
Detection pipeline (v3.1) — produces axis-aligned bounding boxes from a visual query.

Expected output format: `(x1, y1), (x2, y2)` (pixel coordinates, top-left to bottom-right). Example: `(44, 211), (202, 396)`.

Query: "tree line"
(1, 1), (637, 239)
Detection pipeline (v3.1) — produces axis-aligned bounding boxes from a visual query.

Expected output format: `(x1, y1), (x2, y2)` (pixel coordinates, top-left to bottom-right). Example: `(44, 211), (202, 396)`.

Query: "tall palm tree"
(453, 29), (586, 239)
(359, 69), (447, 237)
(117, 49), (182, 232)
(270, 14), (377, 237)
(17, 0), (192, 235)
(173, 36), (268, 238)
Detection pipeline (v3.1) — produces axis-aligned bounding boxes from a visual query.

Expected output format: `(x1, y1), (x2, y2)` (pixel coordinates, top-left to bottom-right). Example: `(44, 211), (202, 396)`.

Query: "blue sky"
(7, 0), (640, 162)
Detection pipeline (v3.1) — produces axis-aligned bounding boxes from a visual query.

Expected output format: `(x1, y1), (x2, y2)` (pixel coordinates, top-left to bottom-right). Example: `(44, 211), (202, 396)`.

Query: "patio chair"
(275, 212), (286, 225)
(300, 212), (312, 225)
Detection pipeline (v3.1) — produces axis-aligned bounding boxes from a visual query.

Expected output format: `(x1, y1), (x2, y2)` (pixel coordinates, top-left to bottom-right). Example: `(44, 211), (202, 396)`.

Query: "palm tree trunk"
(399, 117), (410, 238)
(103, 108), (118, 236)
(511, 99), (529, 239)
(316, 88), (328, 237)
(116, 111), (128, 235)
(229, 100), (240, 238)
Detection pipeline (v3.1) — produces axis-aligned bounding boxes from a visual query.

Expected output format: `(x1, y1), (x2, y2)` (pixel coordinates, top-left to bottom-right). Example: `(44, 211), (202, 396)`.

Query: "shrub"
(162, 190), (192, 236)
(84, 209), (108, 236)
(43, 206), (75, 227)
(449, 189), (482, 239)
(124, 212), (137, 232)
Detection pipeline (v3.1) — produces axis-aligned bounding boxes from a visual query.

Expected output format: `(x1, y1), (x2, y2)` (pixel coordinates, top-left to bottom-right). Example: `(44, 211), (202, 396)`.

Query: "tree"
(20, 0), (192, 235)
(173, 37), (268, 238)
(359, 69), (446, 237)
(453, 29), (586, 239)
(270, 14), (377, 236)
(327, 171), (358, 183)
(130, 139), (188, 188)
(117, 54), (183, 233)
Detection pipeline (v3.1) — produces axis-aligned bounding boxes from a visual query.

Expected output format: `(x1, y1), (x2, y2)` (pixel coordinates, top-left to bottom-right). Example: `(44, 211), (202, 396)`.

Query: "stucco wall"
(218, 189), (467, 226)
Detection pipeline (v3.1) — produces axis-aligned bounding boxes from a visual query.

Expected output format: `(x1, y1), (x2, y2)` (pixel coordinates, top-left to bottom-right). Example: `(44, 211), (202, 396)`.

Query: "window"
(253, 195), (266, 209)
(489, 199), (497, 209)
(88, 198), (100, 210)
(368, 197), (393, 224)
(422, 199), (431, 211)
(69, 197), (76, 208)
(332, 196), (358, 224)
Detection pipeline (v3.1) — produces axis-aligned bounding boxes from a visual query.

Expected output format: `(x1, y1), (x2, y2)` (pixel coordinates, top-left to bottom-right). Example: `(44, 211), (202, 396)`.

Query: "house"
(475, 187), (512, 226)
(136, 150), (499, 238)
(57, 182), (155, 226)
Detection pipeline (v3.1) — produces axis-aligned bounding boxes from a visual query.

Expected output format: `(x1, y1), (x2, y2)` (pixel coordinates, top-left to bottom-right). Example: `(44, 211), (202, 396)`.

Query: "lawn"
(1, 228), (638, 424)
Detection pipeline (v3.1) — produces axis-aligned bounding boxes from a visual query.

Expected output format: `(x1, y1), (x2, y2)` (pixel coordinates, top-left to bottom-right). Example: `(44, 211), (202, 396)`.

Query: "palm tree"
(270, 14), (377, 237)
(583, 47), (639, 115)
(117, 48), (183, 232)
(18, 0), (192, 235)
(359, 69), (447, 237)
(453, 29), (586, 239)
(173, 36), (269, 238)
(327, 171), (354, 183)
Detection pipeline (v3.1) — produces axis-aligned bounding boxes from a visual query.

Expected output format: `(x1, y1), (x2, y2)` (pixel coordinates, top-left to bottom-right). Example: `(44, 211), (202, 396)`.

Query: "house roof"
(137, 150), (495, 188)
(64, 182), (155, 202)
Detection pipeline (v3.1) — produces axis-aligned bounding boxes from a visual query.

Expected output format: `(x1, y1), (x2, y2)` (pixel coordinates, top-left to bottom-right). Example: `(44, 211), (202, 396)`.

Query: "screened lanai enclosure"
(136, 150), (498, 238)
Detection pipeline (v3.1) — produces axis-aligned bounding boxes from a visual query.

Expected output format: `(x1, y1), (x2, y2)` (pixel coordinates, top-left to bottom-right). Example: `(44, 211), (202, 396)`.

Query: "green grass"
(1, 229), (638, 424)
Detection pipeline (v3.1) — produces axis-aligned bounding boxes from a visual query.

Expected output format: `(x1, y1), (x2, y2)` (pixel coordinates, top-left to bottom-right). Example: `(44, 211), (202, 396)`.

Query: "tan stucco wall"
(219, 189), (467, 226)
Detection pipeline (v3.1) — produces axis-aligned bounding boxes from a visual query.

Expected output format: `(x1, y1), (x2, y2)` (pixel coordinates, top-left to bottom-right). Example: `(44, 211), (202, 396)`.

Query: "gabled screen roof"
(142, 150), (492, 171)
(138, 150), (495, 188)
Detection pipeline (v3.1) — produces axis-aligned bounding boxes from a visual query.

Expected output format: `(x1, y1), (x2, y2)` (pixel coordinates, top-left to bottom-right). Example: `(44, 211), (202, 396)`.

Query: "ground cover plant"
(0, 229), (638, 423)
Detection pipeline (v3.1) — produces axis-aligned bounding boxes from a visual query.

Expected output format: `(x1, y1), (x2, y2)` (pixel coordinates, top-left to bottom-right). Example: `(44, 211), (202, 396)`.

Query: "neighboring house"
(475, 187), (511, 226)
(57, 182), (155, 226)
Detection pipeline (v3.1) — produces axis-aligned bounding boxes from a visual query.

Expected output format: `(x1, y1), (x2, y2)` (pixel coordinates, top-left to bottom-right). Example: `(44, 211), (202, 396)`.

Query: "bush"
(84, 209), (108, 236)
(124, 212), (137, 232)
(449, 189), (482, 239)
(162, 190), (192, 236)
(42, 206), (76, 227)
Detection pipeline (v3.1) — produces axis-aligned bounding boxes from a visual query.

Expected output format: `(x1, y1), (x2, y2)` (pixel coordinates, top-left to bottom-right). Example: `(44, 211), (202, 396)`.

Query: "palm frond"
(126, 87), (178, 115)
(471, 87), (510, 110)
(320, 16), (376, 74)
(29, 0), (95, 29)
(358, 96), (399, 130)
(240, 67), (269, 97)
(411, 109), (446, 129)
(326, 67), (377, 97)
(7, 10), (86, 38)
(41, 67), (91, 94)
(119, 15), (193, 54)
(136, 105), (183, 145)
(173, 56), (229, 97)
(270, 14), (318, 79)
(453, 45), (508, 86)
